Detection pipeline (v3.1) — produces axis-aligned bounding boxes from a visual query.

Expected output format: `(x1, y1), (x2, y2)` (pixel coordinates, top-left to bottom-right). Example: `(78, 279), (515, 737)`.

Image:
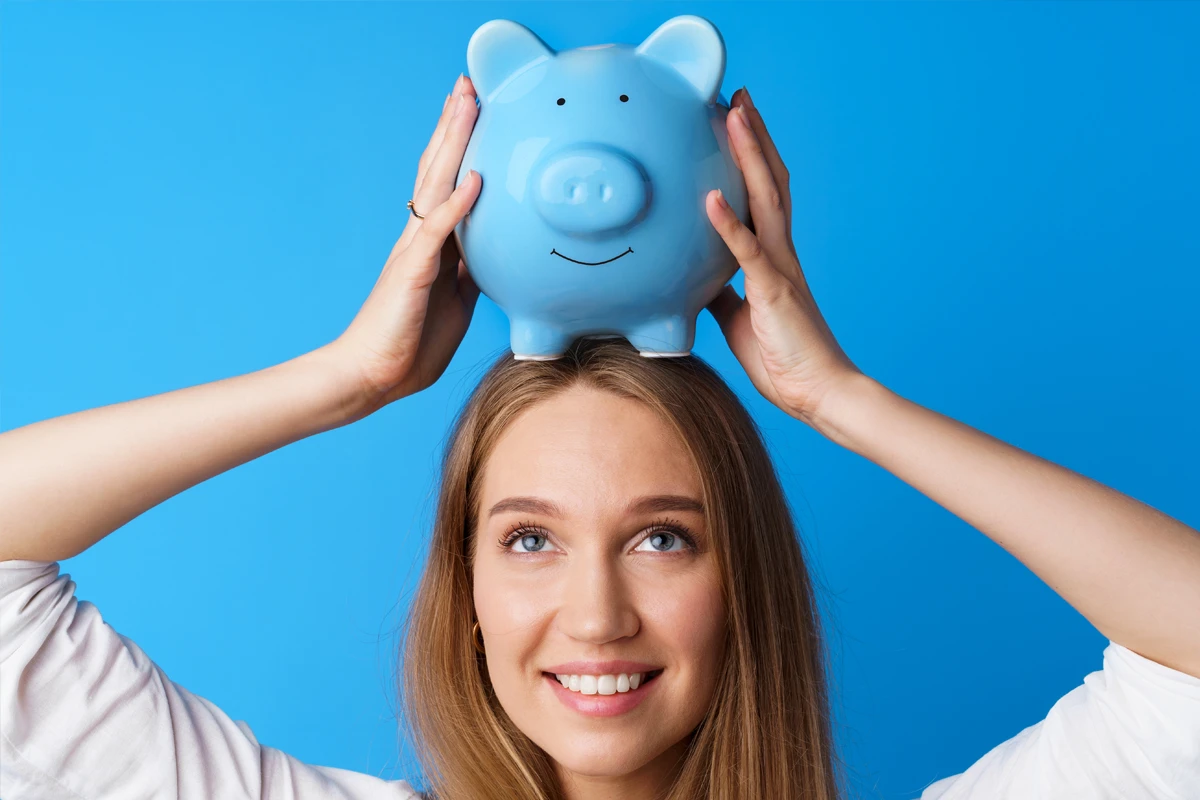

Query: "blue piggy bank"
(453, 15), (750, 360)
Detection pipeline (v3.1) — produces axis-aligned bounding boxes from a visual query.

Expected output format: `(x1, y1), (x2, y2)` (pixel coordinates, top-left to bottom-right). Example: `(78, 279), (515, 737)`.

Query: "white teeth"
(553, 672), (651, 694)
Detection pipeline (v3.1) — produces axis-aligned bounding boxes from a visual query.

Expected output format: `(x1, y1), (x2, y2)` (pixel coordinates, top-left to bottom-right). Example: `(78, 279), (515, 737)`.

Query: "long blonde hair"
(399, 337), (845, 799)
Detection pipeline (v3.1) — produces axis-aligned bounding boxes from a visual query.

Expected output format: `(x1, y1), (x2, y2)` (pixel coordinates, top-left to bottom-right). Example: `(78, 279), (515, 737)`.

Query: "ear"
(466, 19), (557, 103)
(635, 15), (726, 105)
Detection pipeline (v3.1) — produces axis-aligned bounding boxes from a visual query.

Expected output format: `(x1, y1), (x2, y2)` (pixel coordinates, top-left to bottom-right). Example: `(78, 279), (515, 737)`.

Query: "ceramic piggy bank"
(452, 14), (750, 360)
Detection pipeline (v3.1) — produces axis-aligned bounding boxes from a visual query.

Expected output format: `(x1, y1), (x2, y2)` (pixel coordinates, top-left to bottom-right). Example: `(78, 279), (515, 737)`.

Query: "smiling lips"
(550, 247), (633, 266)
(544, 669), (662, 717)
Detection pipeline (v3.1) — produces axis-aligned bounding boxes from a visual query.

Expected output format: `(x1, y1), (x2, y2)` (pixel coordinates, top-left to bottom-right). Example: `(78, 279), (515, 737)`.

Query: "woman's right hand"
(331, 73), (483, 416)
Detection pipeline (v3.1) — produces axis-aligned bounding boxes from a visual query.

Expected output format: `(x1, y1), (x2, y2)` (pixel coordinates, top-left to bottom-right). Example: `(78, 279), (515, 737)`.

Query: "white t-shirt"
(1, 559), (1198, 799)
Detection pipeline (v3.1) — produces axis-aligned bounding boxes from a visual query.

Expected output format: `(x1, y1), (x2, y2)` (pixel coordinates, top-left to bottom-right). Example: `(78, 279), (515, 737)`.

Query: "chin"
(543, 737), (660, 778)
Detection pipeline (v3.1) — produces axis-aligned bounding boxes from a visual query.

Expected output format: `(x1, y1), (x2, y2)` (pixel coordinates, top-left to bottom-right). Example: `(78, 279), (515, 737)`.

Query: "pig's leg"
(626, 314), (693, 357)
(510, 317), (573, 360)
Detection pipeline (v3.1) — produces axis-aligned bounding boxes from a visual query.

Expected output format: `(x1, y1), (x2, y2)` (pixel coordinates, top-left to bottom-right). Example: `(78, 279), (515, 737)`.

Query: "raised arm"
(811, 371), (1200, 678)
(0, 75), (484, 565)
(0, 347), (365, 563)
(705, 87), (1200, 679)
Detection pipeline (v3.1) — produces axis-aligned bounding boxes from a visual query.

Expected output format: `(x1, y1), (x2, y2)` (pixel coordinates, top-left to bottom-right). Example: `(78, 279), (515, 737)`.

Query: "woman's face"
(472, 384), (727, 794)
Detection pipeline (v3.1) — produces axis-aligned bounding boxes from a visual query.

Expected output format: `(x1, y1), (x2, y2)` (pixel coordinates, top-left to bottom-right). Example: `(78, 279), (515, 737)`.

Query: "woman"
(1, 74), (1198, 800)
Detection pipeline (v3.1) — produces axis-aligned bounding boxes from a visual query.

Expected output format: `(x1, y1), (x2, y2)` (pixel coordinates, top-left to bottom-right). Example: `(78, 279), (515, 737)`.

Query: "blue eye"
(498, 519), (698, 555)
(510, 532), (556, 553)
(634, 530), (685, 553)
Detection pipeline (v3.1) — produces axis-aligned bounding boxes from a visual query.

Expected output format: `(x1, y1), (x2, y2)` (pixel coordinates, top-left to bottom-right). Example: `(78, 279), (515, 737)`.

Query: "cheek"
(642, 568), (727, 675)
(471, 555), (554, 653)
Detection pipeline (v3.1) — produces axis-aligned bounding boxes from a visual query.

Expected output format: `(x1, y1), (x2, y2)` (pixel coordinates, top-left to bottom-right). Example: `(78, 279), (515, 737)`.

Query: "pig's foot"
(627, 314), (693, 357)
(510, 318), (573, 360)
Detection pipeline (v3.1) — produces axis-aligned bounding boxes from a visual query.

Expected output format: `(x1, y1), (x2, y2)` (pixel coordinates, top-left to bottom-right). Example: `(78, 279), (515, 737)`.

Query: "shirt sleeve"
(0, 559), (423, 800)
(917, 639), (1200, 800)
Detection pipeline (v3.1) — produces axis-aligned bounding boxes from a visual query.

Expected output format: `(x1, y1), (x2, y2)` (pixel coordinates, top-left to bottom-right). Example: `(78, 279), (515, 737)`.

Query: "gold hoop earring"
(471, 621), (485, 654)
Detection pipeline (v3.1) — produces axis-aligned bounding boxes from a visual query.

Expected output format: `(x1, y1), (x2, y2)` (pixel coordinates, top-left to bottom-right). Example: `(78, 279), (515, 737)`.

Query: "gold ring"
(407, 199), (425, 220)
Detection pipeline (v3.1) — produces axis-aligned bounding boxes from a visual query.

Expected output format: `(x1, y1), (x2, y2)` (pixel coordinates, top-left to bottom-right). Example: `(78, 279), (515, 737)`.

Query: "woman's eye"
(634, 531), (685, 553)
(511, 533), (556, 553)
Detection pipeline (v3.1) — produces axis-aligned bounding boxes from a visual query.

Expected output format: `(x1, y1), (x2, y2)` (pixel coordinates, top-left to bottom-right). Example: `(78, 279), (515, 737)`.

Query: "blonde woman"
(2, 75), (1198, 800)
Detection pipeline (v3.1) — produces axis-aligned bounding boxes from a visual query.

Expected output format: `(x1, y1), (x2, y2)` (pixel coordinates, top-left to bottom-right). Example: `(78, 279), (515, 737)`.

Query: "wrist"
(297, 343), (390, 428)
(803, 371), (892, 450)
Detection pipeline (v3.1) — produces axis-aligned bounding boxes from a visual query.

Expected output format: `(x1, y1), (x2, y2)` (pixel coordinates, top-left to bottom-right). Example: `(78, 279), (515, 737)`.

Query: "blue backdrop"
(3, 2), (1198, 798)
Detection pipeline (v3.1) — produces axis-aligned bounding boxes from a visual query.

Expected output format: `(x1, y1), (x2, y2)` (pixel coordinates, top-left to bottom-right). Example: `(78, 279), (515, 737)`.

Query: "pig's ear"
(635, 15), (726, 105)
(467, 20), (556, 103)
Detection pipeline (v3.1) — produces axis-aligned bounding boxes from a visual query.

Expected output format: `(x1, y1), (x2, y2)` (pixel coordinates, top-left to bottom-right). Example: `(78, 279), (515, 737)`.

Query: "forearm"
(0, 343), (372, 563)
(812, 372), (1200, 678)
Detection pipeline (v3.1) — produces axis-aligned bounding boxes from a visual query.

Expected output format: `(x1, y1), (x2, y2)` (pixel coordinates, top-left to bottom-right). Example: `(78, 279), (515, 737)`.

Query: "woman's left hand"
(705, 88), (861, 426)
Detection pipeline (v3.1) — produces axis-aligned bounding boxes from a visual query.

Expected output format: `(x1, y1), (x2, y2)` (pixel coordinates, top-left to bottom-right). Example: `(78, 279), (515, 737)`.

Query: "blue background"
(3, 2), (1198, 798)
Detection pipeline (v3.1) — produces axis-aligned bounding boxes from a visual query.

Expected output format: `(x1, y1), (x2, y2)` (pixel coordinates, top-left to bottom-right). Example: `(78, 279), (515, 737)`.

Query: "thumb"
(706, 283), (743, 332)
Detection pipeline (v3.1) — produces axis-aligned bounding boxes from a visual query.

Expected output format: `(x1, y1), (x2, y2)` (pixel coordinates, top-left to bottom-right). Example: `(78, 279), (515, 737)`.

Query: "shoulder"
(0, 558), (427, 800)
(913, 641), (1200, 799)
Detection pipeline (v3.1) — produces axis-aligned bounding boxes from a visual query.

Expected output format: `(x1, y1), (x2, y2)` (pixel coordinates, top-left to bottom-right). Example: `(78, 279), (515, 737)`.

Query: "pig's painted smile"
(550, 247), (633, 266)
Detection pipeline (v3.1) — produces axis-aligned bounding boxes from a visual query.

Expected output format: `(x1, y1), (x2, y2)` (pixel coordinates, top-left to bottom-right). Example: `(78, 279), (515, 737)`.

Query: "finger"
(413, 74), (477, 196)
(727, 106), (790, 262)
(704, 283), (776, 397)
(414, 75), (466, 197)
(706, 283), (743, 330)
(413, 86), (480, 225)
(706, 188), (795, 306)
(726, 107), (743, 175)
(412, 91), (454, 195)
(407, 170), (482, 288)
(399, 81), (477, 255)
(705, 283), (745, 356)
(732, 89), (791, 232)
(394, 84), (462, 256)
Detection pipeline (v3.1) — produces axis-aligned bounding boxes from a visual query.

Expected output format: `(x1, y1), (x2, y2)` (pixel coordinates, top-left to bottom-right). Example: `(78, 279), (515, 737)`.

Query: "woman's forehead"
(479, 388), (702, 512)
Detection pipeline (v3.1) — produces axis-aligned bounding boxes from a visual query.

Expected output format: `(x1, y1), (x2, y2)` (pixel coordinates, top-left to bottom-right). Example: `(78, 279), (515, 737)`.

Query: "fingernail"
(715, 189), (729, 210)
(742, 86), (754, 110)
(455, 72), (464, 92)
(453, 93), (465, 117)
(735, 105), (754, 135)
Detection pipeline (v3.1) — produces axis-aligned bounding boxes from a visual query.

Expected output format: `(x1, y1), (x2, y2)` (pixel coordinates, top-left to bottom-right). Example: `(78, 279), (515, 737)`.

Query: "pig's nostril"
(532, 146), (647, 233)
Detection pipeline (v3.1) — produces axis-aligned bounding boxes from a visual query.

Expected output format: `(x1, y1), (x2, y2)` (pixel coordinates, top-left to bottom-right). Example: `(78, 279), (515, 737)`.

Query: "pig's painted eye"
(556, 98), (565, 106)
(620, 94), (629, 102)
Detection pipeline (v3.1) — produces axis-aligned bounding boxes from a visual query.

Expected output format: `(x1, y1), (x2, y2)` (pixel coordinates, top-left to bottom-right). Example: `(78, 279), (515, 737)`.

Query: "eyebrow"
(486, 494), (704, 520)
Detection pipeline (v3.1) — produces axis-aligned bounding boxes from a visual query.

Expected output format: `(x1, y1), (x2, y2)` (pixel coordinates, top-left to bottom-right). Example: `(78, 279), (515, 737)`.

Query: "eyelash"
(497, 516), (699, 554)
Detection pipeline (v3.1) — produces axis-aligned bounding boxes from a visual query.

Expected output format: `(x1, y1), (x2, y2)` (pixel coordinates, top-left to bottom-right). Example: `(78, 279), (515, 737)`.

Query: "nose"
(557, 556), (640, 645)
(532, 145), (649, 236)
